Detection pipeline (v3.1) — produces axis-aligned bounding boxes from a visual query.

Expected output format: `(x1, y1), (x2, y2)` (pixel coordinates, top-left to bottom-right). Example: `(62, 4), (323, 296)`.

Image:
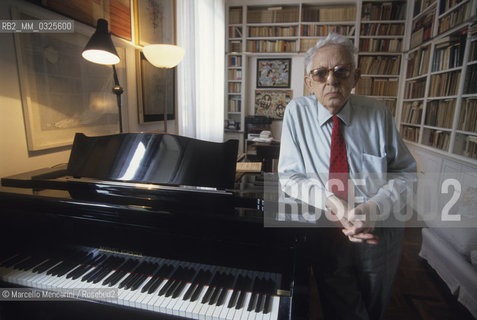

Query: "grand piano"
(0, 133), (308, 320)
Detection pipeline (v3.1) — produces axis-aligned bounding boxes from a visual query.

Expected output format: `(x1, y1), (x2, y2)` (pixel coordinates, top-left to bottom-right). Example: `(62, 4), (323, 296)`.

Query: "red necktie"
(329, 115), (349, 201)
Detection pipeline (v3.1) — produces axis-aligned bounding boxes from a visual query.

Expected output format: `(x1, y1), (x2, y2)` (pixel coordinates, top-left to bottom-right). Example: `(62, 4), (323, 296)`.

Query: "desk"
(246, 141), (280, 172)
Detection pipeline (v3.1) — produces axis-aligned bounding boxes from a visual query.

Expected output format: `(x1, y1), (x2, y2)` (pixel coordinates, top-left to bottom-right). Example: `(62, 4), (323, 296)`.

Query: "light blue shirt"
(278, 94), (417, 216)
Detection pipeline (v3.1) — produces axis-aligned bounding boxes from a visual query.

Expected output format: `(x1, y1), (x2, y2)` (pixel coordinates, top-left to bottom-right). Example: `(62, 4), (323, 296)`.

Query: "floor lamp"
(142, 44), (185, 132)
(82, 19), (124, 133)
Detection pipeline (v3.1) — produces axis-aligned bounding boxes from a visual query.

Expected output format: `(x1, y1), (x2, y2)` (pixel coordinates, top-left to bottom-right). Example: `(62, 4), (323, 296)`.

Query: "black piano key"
(185, 269), (213, 302)
(139, 263), (161, 292)
(171, 267), (196, 299)
(33, 257), (62, 274)
(208, 287), (222, 305)
(255, 293), (265, 313)
(247, 292), (258, 312)
(119, 260), (147, 289)
(130, 262), (157, 291)
(165, 279), (182, 297)
(104, 259), (139, 286)
(66, 253), (98, 279)
(2, 254), (28, 268)
(216, 287), (229, 306)
(227, 290), (239, 308)
(146, 264), (174, 294)
(214, 273), (235, 306)
(201, 286), (216, 304)
(158, 266), (183, 296)
(263, 294), (272, 314)
(235, 291), (246, 310)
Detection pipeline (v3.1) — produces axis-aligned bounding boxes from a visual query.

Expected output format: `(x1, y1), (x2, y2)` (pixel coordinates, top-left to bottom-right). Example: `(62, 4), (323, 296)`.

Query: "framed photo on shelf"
(135, 0), (175, 46)
(256, 58), (291, 88)
(12, 6), (126, 151)
(254, 89), (293, 120)
(136, 51), (175, 123)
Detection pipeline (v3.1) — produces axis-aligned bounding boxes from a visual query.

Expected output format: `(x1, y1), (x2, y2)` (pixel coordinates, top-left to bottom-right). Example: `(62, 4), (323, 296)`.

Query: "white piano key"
(187, 284), (208, 319)
(269, 295), (280, 320)
(215, 288), (233, 320)
(171, 282), (191, 316)
(149, 279), (169, 312)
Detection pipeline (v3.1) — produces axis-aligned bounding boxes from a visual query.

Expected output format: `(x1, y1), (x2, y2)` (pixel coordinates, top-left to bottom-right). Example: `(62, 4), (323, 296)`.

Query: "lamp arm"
(112, 65), (124, 133)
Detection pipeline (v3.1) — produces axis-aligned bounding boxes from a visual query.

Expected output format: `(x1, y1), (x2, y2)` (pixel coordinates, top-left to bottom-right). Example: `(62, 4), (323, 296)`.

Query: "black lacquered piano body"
(0, 133), (308, 320)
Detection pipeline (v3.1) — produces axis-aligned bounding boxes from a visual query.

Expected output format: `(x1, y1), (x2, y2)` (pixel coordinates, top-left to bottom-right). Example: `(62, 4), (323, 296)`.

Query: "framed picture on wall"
(135, 0), (175, 46)
(256, 58), (291, 88)
(254, 89), (293, 120)
(27, 0), (132, 40)
(136, 51), (175, 123)
(12, 6), (125, 151)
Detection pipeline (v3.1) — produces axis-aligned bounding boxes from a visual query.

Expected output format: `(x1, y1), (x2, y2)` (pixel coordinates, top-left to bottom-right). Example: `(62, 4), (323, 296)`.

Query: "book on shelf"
(228, 55), (242, 67)
(228, 98), (242, 113)
(319, 6), (357, 22)
(359, 56), (401, 75)
(458, 98), (477, 132)
(425, 99), (455, 128)
(228, 69), (242, 80)
(361, 1), (406, 21)
(359, 39), (402, 53)
(301, 25), (355, 37)
(410, 10), (434, 48)
(438, 1), (471, 34)
(401, 125), (420, 142)
(429, 71), (461, 97)
(464, 135), (477, 159)
(427, 130), (450, 150)
(464, 64), (477, 94)
(229, 7), (242, 24)
(360, 23), (404, 36)
(246, 40), (296, 53)
(402, 101), (423, 124)
(355, 78), (398, 96)
(247, 6), (299, 24)
(249, 26), (298, 38)
(404, 78), (426, 99)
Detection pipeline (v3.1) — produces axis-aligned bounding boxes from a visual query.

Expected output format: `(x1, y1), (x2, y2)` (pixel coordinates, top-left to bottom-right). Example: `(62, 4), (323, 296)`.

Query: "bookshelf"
(355, 0), (407, 117)
(399, 0), (477, 163)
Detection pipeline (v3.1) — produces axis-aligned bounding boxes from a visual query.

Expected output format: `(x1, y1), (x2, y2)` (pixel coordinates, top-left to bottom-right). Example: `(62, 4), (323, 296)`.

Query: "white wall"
(0, 0), (176, 177)
(246, 54), (305, 140)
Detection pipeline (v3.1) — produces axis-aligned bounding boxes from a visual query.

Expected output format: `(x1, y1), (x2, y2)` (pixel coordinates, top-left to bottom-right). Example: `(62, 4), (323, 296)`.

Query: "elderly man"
(278, 33), (416, 319)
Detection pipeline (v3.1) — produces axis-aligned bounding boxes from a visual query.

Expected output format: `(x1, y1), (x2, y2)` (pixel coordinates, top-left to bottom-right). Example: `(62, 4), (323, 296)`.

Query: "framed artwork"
(136, 51), (175, 123)
(256, 58), (291, 88)
(135, 0), (175, 46)
(26, 0), (132, 40)
(12, 6), (126, 151)
(255, 90), (293, 120)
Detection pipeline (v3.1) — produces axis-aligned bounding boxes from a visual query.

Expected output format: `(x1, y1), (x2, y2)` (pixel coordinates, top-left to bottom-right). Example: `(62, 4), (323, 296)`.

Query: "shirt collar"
(317, 98), (352, 127)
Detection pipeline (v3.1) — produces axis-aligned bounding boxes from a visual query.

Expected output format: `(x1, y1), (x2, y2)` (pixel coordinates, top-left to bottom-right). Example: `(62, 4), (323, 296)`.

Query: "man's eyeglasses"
(309, 64), (353, 83)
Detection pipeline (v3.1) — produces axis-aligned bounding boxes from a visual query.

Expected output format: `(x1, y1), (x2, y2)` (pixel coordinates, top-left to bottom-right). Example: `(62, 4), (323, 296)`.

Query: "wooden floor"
(310, 228), (475, 320)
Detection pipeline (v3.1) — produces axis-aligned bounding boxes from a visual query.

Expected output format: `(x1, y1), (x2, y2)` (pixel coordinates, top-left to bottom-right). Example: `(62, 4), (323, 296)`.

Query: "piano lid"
(67, 133), (239, 190)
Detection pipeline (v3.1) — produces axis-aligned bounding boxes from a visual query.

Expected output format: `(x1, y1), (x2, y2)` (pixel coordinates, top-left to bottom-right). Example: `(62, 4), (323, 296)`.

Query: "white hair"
(304, 33), (358, 74)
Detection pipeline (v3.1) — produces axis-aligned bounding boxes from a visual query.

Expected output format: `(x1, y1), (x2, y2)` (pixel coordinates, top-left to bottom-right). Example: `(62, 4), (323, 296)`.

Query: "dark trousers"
(307, 227), (404, 320)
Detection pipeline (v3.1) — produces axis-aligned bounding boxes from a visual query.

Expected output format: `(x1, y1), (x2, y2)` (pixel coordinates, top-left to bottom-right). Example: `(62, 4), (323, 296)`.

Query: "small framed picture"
(256, 58), (291, 88)
(255, 89), (293, 120)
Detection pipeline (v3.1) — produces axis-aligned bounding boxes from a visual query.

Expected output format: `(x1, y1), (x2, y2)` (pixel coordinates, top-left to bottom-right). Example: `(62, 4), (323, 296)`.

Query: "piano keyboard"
(0, 247), (282, 320)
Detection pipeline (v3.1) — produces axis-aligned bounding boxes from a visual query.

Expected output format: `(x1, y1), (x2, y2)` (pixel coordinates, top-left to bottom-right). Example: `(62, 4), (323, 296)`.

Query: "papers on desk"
(252, 137), (273, 143)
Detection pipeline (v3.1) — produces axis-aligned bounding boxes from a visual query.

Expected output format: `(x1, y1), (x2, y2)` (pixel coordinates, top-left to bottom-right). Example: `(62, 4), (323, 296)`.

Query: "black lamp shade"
(82, 19), (120, 65)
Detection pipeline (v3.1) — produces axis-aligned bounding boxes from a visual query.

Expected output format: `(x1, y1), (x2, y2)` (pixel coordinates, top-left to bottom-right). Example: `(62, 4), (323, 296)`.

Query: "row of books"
(229, 41), (242, 52)
(361, 2), (406, 21)
(301, 25), (355, 37)
(431, 35), (466, 72)
(464, 64), (477, 94)
(228, 98), (242, 113)
(249, 26), (298, 38)
(360, 23), (404, 36)
(424, 129), (450, 150)
(359, 55), (401, 75)
(470, 40), (477, 62)
(457, 98), (477, 132)
(404, 79), (427, 99)
(355, 78), (398, 96)
(424, 99), (456, 128)
(401, 102), (423, 124)
(229, 26), (242, 38)
(300, 39), (319, 52)
(407, 46), (430, 78)
(246, 40), (296, 53)
(413, 0), (436, 17)
(247, 7), (299, 24)
(400, 125), (420, 142)
(438, 2), (471, 35)
(463, 135), (477, 159)
(410, 11), (434, 48)
(438, 0), (468, 15)
(429, 71), (461, 96)
(313, 7), (357, 23)
(377, 99), (397, 116)
(229, 7), (242, 24)
(228, 69), (242, 81)
(228, 83), (242, 94)
(359, 39), (402, 52)
(228, 55), (242, 67)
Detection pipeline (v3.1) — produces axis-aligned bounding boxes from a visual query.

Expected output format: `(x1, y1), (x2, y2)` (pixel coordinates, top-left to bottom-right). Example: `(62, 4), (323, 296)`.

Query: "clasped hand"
(326, 196), (379, 245)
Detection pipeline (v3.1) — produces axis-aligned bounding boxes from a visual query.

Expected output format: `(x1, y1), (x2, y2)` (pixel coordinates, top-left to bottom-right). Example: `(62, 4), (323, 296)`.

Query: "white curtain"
(176, 0), (225, 142)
